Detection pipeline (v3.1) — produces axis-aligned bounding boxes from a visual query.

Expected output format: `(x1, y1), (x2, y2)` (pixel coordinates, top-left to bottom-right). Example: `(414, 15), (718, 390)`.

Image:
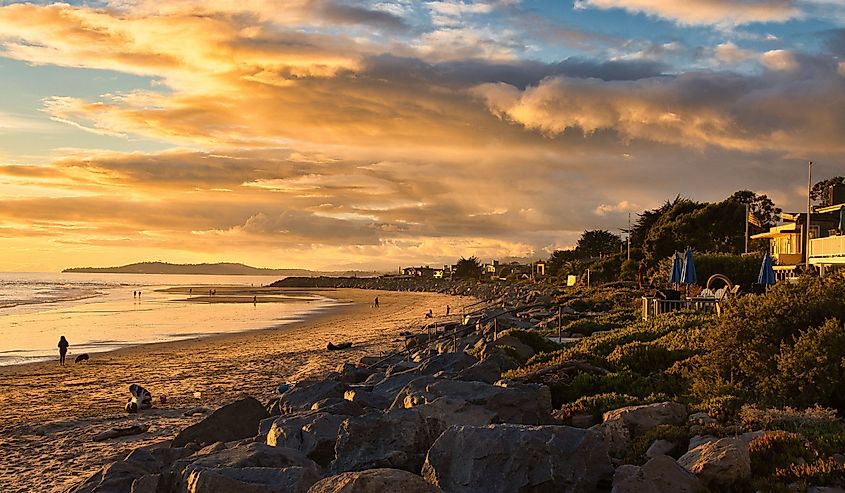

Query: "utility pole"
(744, 203), (749, 254)
(806, 161), (813, 266)
(627, 212), (631, 261)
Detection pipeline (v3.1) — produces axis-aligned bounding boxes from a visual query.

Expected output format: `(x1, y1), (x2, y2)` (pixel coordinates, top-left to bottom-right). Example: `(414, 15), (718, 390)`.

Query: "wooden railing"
(809, 236), (845, 261)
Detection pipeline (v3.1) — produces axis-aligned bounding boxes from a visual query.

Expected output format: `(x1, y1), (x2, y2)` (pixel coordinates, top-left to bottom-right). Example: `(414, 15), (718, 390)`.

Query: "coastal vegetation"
(507, 273), (845, 491)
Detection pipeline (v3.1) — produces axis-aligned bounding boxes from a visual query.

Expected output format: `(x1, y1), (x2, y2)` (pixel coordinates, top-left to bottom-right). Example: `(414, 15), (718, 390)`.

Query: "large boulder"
(185, 466), (319, 493)
(422, 424), (612, 493)
(168, 442), (319, 492)
(598, 402), (687, 456)
(454, 352), (519, 384)
(343, 389), (391, 410)
(308, 468), (438, 493)
(611, 455), (703, 493)
(330, 408), (445, 474)
(310, 398), (364, 416)
(391, 378), (553, 426)
(473, 335), (535, 363)
(677, 437), (751, 486)
(72, 461), (155, 493)
(267, 412), (347, 466)
(172, 397), (268, 448)
(417, 352), (479, 377)
(267, 380), (348, 415)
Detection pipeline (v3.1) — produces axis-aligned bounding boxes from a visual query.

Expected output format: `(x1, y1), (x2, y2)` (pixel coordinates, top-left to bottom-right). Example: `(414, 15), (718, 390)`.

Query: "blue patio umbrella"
(668, 251), (682, 284)
(681, 247), (697, 285)
(839, 205), (845, 233)
(758, 251), (776, 285)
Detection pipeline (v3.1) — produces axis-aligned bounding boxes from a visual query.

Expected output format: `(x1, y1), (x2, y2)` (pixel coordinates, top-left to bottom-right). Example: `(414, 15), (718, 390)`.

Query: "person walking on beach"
(58, 336), (69, 366)
(373, 296), (379, 308)
(446, 304), (451, 316)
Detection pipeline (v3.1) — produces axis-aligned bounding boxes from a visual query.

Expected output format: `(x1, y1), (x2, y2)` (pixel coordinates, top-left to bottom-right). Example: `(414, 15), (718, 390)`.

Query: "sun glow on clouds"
(0, 0), (843, 271)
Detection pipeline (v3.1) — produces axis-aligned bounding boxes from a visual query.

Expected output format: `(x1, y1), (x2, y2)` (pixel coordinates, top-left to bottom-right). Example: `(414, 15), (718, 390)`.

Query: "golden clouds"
(474, 67), (845, 155)
(575, 0), (800, 26)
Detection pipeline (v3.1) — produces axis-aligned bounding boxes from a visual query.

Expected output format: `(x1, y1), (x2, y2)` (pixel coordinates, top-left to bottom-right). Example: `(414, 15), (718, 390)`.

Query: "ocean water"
(0, 272), (341, 366)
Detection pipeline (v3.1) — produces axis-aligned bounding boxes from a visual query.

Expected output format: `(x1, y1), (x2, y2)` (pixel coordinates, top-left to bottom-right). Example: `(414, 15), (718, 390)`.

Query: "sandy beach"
(0, 288), (474, 493)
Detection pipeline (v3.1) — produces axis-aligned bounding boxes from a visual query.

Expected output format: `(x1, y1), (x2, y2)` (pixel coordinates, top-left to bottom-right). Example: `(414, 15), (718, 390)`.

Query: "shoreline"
(0, 288), (476, 493)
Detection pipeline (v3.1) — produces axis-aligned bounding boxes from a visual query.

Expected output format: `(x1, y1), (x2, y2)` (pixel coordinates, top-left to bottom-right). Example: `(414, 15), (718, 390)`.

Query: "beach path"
(0, 288), (473, 493)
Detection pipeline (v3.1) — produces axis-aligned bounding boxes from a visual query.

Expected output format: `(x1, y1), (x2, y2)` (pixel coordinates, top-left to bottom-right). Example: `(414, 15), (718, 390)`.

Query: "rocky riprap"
(69, 292), (785, 493)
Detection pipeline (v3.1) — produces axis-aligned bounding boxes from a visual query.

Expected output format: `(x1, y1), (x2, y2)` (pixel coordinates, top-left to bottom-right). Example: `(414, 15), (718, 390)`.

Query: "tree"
(546, 249), (580, 276)
(454, 256), (483, 279)
(575, 230), (622, 259)
(630, 196), (684, 248)
(811, 176), (845, 207)
(728, 190), (781, 228)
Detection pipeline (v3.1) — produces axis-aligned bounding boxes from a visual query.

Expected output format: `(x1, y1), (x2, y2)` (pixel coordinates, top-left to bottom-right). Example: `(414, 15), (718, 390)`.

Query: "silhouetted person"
(374, 296), (379, 308)
(446, 305), (451, 316)
(58, 336), (69, 366)
(425, 309), (433, 318)
(125, 384), (152, 413)
(253, 295), (257, 305)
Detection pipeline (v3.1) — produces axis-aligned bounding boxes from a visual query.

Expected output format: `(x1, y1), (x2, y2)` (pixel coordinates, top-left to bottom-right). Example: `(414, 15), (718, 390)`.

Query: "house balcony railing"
(808, 235), (845, 263)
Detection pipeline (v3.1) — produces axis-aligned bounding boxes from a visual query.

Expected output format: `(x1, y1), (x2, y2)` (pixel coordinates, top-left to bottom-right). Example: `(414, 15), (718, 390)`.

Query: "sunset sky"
(1, 0), (844, 272)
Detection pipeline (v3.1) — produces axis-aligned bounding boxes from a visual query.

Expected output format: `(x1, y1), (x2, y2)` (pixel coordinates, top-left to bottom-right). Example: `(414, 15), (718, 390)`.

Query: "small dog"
(74, 353), (90, 363)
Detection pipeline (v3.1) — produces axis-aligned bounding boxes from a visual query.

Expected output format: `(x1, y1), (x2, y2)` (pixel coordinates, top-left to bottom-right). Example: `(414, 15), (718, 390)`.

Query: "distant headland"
(62, 261), (378, 277)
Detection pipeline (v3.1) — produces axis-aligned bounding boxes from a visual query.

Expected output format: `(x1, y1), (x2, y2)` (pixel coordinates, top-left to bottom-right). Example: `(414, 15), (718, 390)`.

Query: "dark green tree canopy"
(576, 230), (623, 259)
(728, 190), (781, 228)
(811, 176), (845, 206)
(546, 249), (581, 277)
(454, 256), (483, 279)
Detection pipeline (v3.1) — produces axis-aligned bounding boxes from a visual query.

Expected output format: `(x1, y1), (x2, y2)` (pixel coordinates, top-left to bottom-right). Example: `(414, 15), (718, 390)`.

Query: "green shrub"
(775, 319), (845, 410)
(775, 457), (845, 486)
(692, 274), (845, 411)
(749, 431), (818, 477)
(558, 392), (646, 421)
(607, 341), (676, 373)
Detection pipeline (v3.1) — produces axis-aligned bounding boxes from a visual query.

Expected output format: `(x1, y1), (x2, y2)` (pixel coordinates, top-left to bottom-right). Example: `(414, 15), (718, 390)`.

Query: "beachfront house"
(401, 266), (437, 278)
(751, 185), (845, 278)
(433, 265), (455, 279)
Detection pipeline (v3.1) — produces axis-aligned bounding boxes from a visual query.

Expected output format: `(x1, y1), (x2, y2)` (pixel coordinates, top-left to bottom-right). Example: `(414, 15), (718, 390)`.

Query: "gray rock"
(611, 455), (703, 493)
(166, 442), (317, 492)
(391, 378), (553, 426)
(336, 363), (375, 384)
(646, 439), (677, 459)
(172, 397), (268, 448)
(344, 389), (390, 410)
(185, 466), (319, 493)
(267, 412), (347, 466)
(475, 335), (535, 363)
(129, 474), (159, 493)
(307, 468), (439, 493)
(687, 435), (716, 451)
(310, 398), (365, 416)
(599, 402), (687, 456)
(417, 352), (479, 377)
(569, 414), (597, 429)
(267, 380), (348, 415)
(72, 461), (154, 493)
(330, 408), (445, 474)
(422, 424), (612, 493)
(454, 352), (519, 384)
(677, 437), (751, 486)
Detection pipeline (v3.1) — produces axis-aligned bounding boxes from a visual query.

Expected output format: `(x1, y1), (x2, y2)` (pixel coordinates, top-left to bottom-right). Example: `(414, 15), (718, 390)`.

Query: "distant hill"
(62, 261), (379, 277)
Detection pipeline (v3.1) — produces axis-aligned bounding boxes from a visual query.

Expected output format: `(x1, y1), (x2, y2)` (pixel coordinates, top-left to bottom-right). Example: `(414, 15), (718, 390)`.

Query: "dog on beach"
(74, 353), (90, 363)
